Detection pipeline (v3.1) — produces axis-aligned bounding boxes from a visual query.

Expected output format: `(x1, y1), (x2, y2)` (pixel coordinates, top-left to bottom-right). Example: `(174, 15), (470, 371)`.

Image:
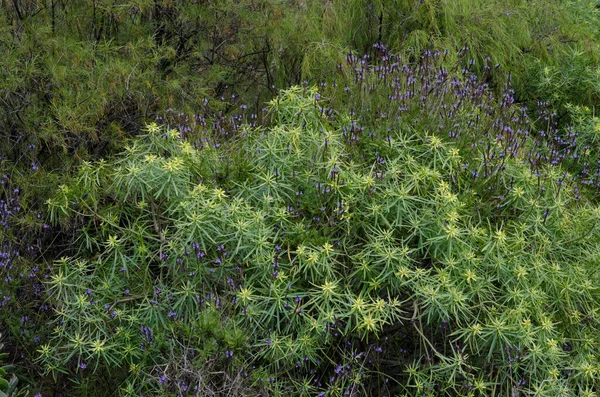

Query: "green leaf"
(0, 378), (8, 391)
(7, 375), (18, 390)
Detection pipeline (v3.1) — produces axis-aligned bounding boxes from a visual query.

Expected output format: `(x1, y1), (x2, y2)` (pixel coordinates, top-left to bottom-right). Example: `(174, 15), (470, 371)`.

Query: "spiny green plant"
(40, 123), (264, 394)
(41, 95), (404, 395)
(311, 45), (600, 396)
(38, 58), (600, 396)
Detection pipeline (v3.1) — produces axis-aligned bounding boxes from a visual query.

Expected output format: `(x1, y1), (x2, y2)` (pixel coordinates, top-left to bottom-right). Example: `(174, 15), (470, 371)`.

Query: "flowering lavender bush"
(32, 46), (600, 396)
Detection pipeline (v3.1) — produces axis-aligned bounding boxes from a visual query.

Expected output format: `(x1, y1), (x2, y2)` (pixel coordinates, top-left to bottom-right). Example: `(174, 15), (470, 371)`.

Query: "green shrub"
(39, 45), (600, 394)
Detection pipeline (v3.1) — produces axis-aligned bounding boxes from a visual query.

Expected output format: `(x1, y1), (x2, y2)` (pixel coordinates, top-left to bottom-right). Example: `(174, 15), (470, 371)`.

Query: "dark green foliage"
(0, 334), (29, 397)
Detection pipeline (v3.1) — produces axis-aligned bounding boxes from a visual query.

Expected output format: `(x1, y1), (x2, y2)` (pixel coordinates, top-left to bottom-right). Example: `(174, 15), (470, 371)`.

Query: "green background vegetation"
(2, 0), (600, 395)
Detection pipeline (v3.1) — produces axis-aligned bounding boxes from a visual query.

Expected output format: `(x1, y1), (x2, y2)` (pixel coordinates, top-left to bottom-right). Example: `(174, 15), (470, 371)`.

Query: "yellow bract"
(238, 287), (254, 304)
(320, 280), (337, 297)
(321, 242), (334, 257)
(90, 339), (106, 354)
(359, 315), (377, 332)
(162, 157), (184, 173)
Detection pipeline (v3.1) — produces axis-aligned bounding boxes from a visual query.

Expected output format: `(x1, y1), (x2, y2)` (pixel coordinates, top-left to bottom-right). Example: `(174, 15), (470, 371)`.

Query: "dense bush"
(3, 1), (600, 396)
(24, 47), (600, 395)
(0, 0), (308, 174)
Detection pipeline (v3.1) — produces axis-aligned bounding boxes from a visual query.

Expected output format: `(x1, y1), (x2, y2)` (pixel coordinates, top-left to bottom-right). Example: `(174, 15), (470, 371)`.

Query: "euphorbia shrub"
(38, 48), (600, 396)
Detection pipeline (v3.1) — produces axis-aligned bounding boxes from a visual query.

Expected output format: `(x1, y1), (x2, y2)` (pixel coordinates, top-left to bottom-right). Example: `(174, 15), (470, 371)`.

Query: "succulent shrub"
(34, 45), (600, 396)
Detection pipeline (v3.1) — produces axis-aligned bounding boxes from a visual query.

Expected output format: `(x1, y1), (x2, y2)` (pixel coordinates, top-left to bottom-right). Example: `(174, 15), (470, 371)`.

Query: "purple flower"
(141, 325), (154, 343)
(180, 381), (188, 391)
